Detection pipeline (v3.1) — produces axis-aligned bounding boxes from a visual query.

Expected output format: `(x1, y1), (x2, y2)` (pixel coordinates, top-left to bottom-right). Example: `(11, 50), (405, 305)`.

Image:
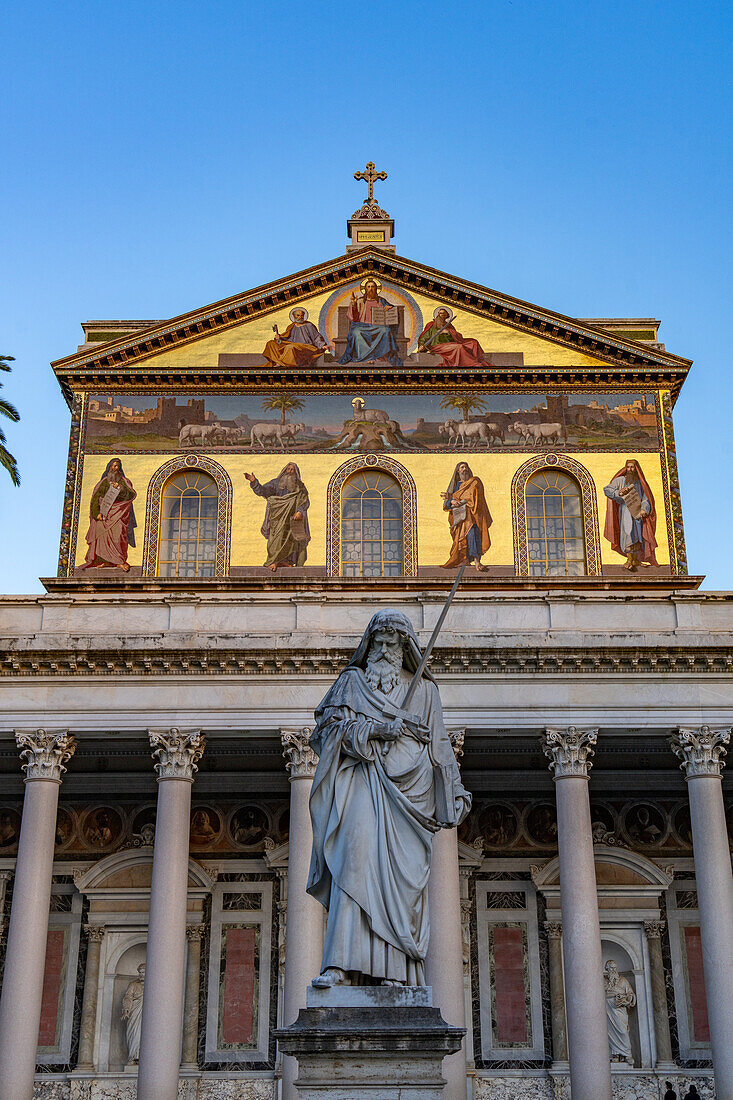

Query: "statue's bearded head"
(365, 627), (404, 694)
(604, 961), (619, 983)
(364, 279), (379, 301)
(137, 964), (146, 979)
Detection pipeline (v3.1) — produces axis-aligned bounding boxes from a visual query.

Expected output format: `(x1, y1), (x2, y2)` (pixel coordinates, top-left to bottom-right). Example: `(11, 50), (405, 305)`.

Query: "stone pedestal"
(275, 986), (464, 1100)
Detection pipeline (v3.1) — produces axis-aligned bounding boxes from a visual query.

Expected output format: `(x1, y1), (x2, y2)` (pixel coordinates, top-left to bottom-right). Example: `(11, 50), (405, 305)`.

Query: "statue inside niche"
(603, 959), (636, 1064)
(121, 963), (146, 1062)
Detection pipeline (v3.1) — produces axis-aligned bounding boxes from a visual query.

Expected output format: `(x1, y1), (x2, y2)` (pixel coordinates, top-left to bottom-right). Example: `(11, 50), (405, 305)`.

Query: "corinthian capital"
(148, 728), (205, 781)
(281, 727), (318, 780)
(542, 727), (598, 779)
(643, 919), (666, 940)
(449, 728), (466, 760)
(15, 729), (76, 782)
(670, 726), (730, 778)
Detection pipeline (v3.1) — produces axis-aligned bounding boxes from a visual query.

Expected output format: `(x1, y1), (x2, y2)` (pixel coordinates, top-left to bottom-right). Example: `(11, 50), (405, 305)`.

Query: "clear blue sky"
(2, 0), (731, 591)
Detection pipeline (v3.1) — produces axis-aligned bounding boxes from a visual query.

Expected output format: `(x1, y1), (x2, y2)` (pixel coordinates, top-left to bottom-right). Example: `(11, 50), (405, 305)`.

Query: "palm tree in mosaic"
(440, 394), (489, 422)
(261, 395), (306, 425)
(0, 356), (20, 486)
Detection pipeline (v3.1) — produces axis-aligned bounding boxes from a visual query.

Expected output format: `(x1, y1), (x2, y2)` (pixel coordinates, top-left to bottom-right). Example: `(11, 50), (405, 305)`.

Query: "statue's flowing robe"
(262, 320), (327, 368)
(122, 979), (144, 1061)
(307, 665), (467, 984)
(250, 472), (310, 566)
(418, 320), (488, 367)
(338, 295), (401, 367)
(605, 977), (635, 1058)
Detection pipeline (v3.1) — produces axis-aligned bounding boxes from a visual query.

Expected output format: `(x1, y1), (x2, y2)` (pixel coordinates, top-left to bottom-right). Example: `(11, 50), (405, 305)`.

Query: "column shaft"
(0, 779), (60, 1099)
(76, 926), (105, 1070)
(644, 923), (673, 1066)
(426, 826), (467, 1100)
(137, 778), (193, 1099)
(555, 775), (611, 1100)
(544, 923), (568, 1063)
(281, 773), (324, 1100)
(688, 775), (733, 1097)
(181, 928), (202, 1068)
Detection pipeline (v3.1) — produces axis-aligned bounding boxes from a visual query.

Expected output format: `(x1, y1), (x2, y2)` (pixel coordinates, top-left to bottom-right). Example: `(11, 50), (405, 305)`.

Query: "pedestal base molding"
(275, 986), (463, 1100)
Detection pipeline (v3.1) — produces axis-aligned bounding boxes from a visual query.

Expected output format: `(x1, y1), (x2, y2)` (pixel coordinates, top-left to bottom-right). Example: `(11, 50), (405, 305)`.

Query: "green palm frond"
(261, 395), (306, 424)
(0, 356), (20, 484)
(0, 446), (20, 486)
(440, 395), (489, 421)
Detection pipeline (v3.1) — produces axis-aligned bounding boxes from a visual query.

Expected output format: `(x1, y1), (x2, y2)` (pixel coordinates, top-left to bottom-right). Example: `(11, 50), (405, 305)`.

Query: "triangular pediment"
(52, 248), (691, 403)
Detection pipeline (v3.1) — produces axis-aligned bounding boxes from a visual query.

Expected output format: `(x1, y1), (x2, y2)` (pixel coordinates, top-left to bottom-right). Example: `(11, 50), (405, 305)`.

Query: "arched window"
(340, 469), (403, 577)
(142, 455), (232, 578)
(525, 469), (586, 576)
(157, 470), (219, 577)
(512, 454), (601, 576)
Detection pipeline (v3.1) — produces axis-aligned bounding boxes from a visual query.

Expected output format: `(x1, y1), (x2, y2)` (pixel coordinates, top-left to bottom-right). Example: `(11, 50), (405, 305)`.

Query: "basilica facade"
(0, 182), (731, 1100)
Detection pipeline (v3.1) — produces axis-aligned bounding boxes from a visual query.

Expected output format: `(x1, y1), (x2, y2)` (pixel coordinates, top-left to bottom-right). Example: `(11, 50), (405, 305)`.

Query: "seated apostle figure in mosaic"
(307, 610), (471, 987)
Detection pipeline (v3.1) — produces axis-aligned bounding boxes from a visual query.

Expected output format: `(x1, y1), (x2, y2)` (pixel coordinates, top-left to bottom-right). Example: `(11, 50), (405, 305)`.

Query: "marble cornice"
(1, 644), (732, 678)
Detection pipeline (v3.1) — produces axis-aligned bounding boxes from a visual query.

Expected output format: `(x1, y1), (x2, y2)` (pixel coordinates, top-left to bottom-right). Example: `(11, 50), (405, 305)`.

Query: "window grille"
(340, 470), (404, 578)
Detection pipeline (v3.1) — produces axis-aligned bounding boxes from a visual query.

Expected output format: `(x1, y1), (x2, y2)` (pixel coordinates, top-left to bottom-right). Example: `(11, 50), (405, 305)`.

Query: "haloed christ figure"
(307, 610), (471, 987)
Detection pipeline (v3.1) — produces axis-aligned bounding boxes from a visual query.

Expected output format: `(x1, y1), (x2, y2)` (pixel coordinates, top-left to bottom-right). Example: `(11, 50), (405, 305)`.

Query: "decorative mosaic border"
(325, 454), (418, 577)
(660, 389), (688, 574)
(511, 453), (602, 576)
(140, 454), (233, 577)
(59, 393), (86, 577)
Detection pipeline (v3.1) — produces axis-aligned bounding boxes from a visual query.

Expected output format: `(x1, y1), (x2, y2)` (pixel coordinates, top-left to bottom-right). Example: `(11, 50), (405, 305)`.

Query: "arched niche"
(532, 846), (673, 1069)
(73, 848), (214, 1072)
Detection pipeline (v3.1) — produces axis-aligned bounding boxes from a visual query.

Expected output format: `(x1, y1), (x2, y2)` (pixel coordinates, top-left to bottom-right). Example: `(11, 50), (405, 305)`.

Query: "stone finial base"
(274, 986), (464, 1099)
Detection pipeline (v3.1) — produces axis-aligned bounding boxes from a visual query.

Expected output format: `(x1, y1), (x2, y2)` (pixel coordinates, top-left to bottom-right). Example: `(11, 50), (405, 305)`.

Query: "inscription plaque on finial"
(347, 161), (395, 253)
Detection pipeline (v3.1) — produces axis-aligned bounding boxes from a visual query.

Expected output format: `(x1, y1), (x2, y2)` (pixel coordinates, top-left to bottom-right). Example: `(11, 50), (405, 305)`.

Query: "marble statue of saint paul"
(307, 609), (471, 987)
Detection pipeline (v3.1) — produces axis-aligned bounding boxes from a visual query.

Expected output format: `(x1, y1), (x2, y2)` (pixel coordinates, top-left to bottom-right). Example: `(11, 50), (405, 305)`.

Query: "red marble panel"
(37, 929), (66, 1048)
(221, 926), (257, 1046)
(493, 925), (528, 1044)
(684, 925), (711, 1043)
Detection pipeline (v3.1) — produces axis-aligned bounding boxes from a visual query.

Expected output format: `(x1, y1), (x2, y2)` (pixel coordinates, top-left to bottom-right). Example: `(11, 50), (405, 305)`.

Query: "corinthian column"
(426, 728), (468, 1100)
(542, 727), (611, 1100)
(76, 925), (106, 1070)
(0, 729), (76, 1100)
(137, 728), (204, 1100)
(181, 925), (202, 1069)
(671, 726), (733, 1098)
(280, 727), (323, 1100)
(544, 921), (568, 1064)
(643, 920), (673, 1067)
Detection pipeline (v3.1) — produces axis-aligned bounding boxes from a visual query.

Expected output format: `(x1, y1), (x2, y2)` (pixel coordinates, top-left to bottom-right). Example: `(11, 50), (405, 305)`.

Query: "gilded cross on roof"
(354, 161), (387, 203)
